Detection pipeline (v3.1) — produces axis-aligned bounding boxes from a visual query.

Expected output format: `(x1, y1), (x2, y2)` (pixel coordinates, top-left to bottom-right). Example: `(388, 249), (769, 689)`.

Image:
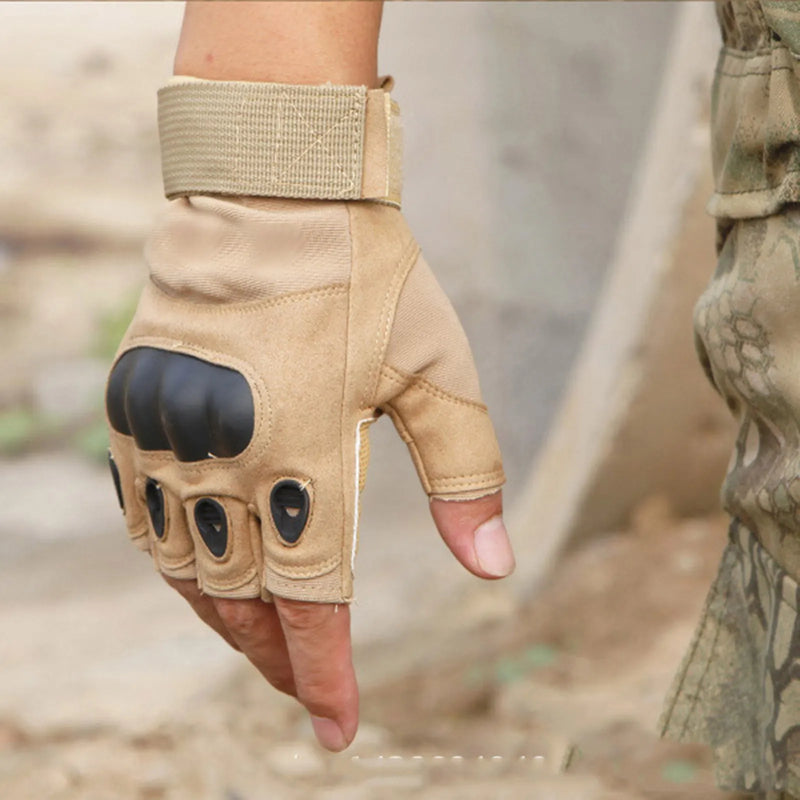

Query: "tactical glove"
(105, 78), (505, 603)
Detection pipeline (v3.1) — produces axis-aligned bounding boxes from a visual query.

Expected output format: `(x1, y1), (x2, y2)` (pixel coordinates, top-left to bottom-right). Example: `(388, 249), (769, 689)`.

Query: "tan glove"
(105, 78), (505, 603)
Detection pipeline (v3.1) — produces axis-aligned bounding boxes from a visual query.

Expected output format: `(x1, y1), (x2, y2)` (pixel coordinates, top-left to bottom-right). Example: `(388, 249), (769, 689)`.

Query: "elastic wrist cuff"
(158, 76), (402, 208)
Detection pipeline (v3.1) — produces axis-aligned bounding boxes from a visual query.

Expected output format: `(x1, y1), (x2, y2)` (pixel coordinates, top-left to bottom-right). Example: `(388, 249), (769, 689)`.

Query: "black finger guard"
(108, 452), (124, 511)
(195, 498), (228, 558)
(145, 479), (165, 538)
(106, 347), (254, 462)
(270, 481), (310, 544)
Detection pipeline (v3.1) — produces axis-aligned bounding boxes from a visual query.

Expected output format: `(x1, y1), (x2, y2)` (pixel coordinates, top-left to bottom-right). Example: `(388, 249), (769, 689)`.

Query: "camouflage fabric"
(756, 793), (800, 800)
(660, 3), (800, 792)
(659, 208), (800, 794)
(709, 1), (800, 218)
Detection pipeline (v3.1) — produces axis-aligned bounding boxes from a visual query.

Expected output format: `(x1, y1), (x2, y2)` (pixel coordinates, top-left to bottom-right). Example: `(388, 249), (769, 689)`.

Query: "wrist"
(174, 2), (383, 88)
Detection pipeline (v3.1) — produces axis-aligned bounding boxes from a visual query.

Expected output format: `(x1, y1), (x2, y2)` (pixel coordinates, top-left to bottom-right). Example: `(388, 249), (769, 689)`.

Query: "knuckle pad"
(145, 479), (166, 539)
(269, 480), (310, 545)
(106, 347), (254, 461)
(107, 452), (124, 511)
(194, 498), (228, 557)
(188, 498), (262, 597)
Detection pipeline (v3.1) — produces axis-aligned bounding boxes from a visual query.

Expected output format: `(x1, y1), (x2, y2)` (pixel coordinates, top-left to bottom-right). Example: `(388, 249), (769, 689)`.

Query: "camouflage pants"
(660, 208), (800, 795)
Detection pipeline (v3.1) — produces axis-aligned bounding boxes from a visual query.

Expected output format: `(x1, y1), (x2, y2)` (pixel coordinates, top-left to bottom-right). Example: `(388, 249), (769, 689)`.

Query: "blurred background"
(0, 2), (745, 798)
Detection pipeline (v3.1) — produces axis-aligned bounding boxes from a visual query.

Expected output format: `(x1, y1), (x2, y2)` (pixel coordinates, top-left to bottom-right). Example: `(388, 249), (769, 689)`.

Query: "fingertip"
(430, 491), (515, 579)
(311, 715), (352, 752)
(473, 515), (515, 578)
(274, 598), (359, 749)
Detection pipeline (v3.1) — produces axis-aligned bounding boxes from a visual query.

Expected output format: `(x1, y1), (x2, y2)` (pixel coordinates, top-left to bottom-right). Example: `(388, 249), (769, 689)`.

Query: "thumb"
(430, 491), (515, 579)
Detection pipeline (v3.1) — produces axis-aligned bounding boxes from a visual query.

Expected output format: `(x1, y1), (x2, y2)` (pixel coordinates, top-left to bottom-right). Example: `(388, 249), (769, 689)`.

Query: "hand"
(163, 492), (512, 751)
(104, 77), (511, 752)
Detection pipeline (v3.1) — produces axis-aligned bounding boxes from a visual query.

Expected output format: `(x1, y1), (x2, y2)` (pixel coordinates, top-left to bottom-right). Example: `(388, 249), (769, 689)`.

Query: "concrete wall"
(379, 2), (679, 500)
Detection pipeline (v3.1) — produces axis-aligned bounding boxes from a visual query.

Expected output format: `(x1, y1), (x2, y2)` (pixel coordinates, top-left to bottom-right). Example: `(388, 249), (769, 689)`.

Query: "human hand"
(103, 78), (512, 751)
(162, 491), (512, 751)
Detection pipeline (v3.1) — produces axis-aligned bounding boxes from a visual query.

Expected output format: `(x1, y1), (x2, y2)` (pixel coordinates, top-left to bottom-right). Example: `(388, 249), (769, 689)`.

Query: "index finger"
(274, 597), (359, 752)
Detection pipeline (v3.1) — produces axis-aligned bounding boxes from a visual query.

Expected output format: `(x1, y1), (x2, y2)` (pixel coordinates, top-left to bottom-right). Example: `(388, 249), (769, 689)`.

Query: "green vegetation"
(0, 408), (39, 454)
(661, 759), (697, 784)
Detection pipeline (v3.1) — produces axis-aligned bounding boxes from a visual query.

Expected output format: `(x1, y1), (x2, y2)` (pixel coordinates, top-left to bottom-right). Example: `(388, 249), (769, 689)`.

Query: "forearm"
(174, 0), (384, 87)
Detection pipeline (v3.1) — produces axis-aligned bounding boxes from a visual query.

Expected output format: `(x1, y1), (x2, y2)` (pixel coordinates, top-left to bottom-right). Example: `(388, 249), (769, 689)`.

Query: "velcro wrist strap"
(158, 76), (403, 208)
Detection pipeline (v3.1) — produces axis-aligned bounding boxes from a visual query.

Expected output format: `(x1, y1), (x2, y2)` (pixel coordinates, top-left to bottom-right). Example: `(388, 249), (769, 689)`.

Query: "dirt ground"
(0, 483), (747, 800)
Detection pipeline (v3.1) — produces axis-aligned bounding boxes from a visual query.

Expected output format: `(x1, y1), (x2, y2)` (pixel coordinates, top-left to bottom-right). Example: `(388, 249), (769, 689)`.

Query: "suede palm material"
(106, 196), (504, 603)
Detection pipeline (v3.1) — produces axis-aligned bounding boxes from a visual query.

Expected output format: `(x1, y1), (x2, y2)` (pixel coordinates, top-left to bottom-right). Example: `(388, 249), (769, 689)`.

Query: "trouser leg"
(659, 209), (800, 795)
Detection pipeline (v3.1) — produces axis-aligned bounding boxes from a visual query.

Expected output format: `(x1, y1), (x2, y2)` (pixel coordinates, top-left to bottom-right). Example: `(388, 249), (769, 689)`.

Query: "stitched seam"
(203, 566), (259, 590)
(267, 555), (341, 578)
(146, 281), (348, 313)
(381, 404), (431, 490)
(381, 364), (489, 411)
(157, 553), (196, 570)
(428, 471), (506, 487)
(271, 89), (360, 192)
(337, 204), (356, 600)
(361, 238), (421, 408)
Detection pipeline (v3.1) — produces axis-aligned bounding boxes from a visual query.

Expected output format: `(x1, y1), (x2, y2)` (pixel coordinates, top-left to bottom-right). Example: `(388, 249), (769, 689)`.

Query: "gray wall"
(377, 2), (679, 502)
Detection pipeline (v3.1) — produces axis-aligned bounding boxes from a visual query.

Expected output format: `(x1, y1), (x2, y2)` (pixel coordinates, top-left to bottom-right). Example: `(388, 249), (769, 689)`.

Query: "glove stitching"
(131, 446), (174, 465)
(427, 470), (506, 487)
(269, 89), (362, 194)
(266, 554), (341, 579)
(361, 238), (421, 409)
(157, 552), (197, 571)
(379, 405), (432, 493)
(380, 364), (489, 411)
(146, 280), (348, 314)
(200, 565), (260, 591)
(380, 396), (503, 492)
